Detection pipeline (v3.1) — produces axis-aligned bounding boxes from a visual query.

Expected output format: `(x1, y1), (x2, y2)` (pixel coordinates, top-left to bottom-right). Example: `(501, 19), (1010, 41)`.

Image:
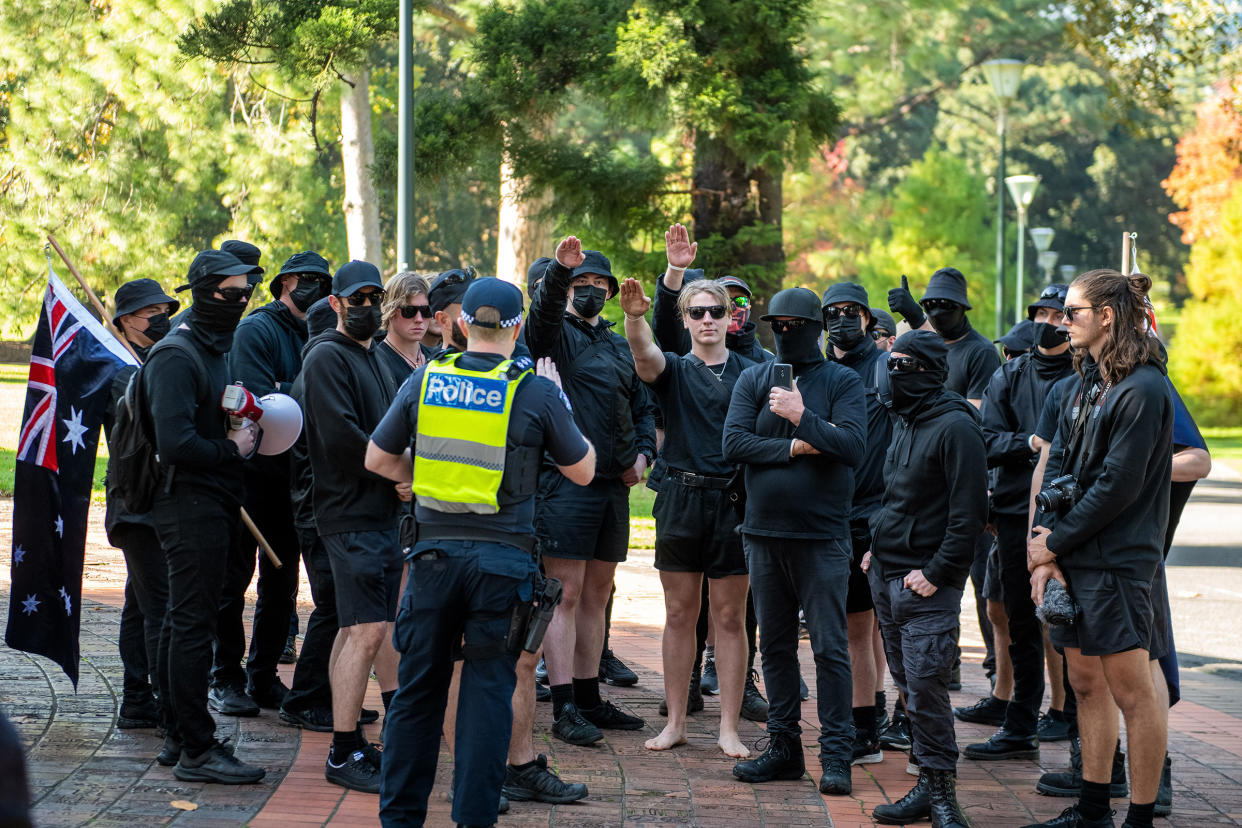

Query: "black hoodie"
(869, 389), (988, 589)
(300, 329), (400, 534)
(228, 300), (308, 397)
(651, 274), (774, 365)
(831, 335), (890, 520)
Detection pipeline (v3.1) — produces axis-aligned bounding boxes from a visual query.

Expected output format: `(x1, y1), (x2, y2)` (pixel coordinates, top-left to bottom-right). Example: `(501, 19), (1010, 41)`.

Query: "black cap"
(821, 282), (870, 310)
(461, 278), (524, 329)
(921, 267), (971, 309)
(178, 249), (263, 292)
(717, 274), (752, 297)
(306, 296), (337, 337)
(272, 250), (331, 298)
(527, 258), (551, 299)
(996, 319), (1036, 351)
(572, 250), (619, 298)
(892, 329), (949, 375)
(428, 267), (477, 313)
(1027, 282), (1069, 319)
(870, 308), (896, 335)
(112, 278), (179, 326)
(332, 260), (384, 297)
(220, 240), (264, 274)
(761, 287), (823, 324)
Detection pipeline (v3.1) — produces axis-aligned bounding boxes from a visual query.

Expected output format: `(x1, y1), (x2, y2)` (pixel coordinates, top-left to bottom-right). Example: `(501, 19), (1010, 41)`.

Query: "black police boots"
(732, 731), (804, 783)
(874, 767), (932, 824)
(926, 768), (969, 828)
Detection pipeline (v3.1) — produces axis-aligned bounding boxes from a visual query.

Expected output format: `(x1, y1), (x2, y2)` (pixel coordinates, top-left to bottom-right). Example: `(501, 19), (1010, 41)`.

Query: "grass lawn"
(0, 446), (108, 501)
(1203, 426), (1242, 460)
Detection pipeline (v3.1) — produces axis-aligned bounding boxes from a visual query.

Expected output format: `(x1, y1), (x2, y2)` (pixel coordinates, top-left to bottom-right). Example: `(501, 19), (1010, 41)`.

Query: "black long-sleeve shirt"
(832, 337), (890, 522)
(722, 359), (866, 540)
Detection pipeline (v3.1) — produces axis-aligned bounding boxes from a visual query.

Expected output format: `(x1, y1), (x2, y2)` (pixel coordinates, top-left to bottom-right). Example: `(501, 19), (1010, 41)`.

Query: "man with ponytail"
(1022, 270), (1173, 828)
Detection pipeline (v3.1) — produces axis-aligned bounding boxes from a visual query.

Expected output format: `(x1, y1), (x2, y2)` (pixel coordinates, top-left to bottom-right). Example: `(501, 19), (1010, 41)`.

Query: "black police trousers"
(996, 513), (1045, 737)
(280, 527), (337, 713)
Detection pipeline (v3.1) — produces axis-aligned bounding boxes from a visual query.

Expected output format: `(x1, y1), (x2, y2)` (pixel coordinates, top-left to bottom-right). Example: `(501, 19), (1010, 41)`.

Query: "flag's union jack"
(16, 288), (86, 473)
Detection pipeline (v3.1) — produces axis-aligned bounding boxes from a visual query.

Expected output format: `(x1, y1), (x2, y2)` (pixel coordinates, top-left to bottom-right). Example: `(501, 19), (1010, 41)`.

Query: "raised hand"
(887, 274), (925, 328)
(556, 236), (584, 269)
(664, 223), (698, 270)
(619, 278), (651, 319)
(535, 356), (563, 389)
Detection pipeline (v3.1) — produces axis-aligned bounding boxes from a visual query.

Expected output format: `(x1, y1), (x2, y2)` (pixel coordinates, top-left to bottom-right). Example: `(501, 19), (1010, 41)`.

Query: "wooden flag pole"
(46, 233), (282, 570)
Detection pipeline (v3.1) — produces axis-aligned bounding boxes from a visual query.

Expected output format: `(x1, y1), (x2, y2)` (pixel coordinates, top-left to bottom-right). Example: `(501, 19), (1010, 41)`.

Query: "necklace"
(706, 361), (727, 380)
(386, 338), (424, 370)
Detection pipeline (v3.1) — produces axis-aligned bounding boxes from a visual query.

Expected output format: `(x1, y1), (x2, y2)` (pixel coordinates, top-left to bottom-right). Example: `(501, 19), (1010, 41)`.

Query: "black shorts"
(652, 480), (745, 579)
(323, 528), (403, 626)
(1050, 567), (1153, 657)
(846, 520), (875, 614)
(982, 539), (1004, 603)
(535, 475), (629, 563)
(1147, 562), (1171, 661)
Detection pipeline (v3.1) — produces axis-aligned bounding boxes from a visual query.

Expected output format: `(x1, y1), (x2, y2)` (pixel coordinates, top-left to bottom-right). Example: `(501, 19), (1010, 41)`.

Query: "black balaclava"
(343, 304), (382, 341)
(774, 323), (824, 371)
(289, 279), (329, 313)
(889, 330), (949, 418)
(142, 313), (171, 343)
(827, 314), (866, 350)
(571, 285), (607, 319)
(926, 302), (971, 341)
(1034, 321), (1068, 351)
(190, 279), (249, 353)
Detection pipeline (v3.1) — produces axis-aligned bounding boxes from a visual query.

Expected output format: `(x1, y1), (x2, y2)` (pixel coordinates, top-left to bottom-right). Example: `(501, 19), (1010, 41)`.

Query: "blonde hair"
(381, 271), (431, 328)
(677, 279), (731, 317)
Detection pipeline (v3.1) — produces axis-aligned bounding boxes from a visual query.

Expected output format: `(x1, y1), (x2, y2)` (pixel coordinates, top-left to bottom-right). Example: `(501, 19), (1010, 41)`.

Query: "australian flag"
(5, 266), (137, 686)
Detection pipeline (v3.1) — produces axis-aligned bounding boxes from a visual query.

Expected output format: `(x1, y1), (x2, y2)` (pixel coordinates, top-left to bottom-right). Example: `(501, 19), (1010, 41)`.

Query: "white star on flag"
(21, 594), (40, 615)
(12, 545), (25, 565)
(58, 586), (72, 615)
(61, 406), (89, 454)
(55, 515), (64, 537)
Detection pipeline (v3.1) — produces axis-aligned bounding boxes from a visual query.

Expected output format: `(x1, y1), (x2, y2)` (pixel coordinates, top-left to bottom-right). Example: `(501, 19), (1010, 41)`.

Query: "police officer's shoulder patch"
(557, 388), (573, 413)
(507, 355), (533, 379)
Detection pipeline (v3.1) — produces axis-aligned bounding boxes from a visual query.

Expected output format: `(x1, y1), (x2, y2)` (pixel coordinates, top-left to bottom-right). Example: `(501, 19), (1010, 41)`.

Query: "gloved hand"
(888, 275), (925, 329)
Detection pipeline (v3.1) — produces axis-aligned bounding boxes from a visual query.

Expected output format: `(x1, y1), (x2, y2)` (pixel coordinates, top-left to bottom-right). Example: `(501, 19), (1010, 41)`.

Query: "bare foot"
(718, 732), (750, 758)
(644, 724), (687, 751)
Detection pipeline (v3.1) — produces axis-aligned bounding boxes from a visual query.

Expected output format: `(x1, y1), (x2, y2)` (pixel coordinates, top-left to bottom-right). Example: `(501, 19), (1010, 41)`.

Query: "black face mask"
(926, 305), (970, 340)
(190, 287), (249, 352)
(774, 323), (824, 369)
(142, 312), (170, 343)
(889, 371), (944, 417)
(571, 285), (607, 319)
(1034, 321), (1068, 350)
(827, 315), (865, 350)
(343, 304), (382, 341)
(289, 280), (329, 313)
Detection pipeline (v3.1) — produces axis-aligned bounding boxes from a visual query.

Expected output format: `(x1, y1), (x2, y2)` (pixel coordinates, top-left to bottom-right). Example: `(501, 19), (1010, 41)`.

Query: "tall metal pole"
(1015, 205), (1026, 325)
(994, 110), (1006, 339)
(396, 0), (415, 271)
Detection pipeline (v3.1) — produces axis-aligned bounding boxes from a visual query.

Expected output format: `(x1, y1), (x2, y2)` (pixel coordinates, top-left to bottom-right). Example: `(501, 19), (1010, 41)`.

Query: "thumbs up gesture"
(888, 274), (925, 329)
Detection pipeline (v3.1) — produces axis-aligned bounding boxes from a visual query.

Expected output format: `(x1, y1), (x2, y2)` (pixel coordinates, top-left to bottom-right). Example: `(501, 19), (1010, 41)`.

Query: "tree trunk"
(340, 68), (382, 267)
(497, 152), (553, 290)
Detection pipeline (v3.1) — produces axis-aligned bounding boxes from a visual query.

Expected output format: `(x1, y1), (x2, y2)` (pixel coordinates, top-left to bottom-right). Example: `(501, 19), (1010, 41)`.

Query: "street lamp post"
(1006, 174), (1039, 324)
(1028, 226), (1056, 284)
(983, 59), (1025, 338)
(396, 0), (415, 271)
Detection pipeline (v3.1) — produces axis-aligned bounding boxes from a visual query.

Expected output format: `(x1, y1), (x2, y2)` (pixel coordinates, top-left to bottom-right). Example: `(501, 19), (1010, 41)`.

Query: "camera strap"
(1063, 376), (1112, 481)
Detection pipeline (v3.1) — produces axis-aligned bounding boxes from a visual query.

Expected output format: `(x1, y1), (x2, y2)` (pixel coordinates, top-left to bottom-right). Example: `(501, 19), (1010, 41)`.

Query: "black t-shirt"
(1035, 375), (1077, 443)
(647, 351), (743, 477)
(370, 351), (589, 536)
(945, 327), (1001, 401)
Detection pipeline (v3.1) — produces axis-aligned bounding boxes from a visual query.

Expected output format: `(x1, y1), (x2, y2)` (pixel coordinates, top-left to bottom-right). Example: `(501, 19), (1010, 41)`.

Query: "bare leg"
(646, 571), (701, 751)
(709, 574), (750, 758)
(574, 561), (618, 679)
(848, 610), (877, 707)
(331, 621), (386, 733)
(872, 617), (887, 696)
(1102, 649), (1165, 804)
(1065, 648), (1119, 785)
(1045, 626), (1066, 711)
(541, 557), (586, 687)
(987, 599), (1013, 700)
(508, 650), (539, 765)
(372, 622), (398, 693)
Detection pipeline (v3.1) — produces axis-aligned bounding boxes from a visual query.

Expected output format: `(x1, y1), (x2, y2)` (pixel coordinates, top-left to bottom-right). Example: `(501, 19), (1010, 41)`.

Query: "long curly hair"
(1070, 269), (1163, 382)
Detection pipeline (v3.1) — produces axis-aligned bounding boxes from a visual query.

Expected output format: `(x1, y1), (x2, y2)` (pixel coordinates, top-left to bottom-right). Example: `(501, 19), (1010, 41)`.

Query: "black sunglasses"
(686, 305), (728, 320)
(215, 286), (254, 302)
(920, 298), (960, 311)
(823, 305), (864, 321)
(399, 304), (432, 319)
(888, 356), (928, 374)
(770, 318), (814, 334)
(870, 329), (892, 341)
(431, 266), (475, 291)
(1062, 304), (1099, 322)
(1039, 286), (1064, 300)
(344, 290), (385, 307)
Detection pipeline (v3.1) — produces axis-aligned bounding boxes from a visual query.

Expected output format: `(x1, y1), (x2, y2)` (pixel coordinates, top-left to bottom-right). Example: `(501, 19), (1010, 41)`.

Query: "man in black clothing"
(426, 267), (475, 354)
(211, 250), (331, 716)
(524, 236), (657, 746)
(1023, 270), (1173, 828)
(865, 330), (987, 828)
(105, 278), (178, 731)
(822, 282), (892, 766)
(870, 308), (897, 352)
(966, 284), (1074, 764)
(144, 249), (265, 784)
(301, 261), (405, 794)
(723, 287), (867, 795)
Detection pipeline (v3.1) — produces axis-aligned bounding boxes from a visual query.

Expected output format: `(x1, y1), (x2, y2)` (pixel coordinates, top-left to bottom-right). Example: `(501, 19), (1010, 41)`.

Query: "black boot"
(873, 768), (932, 825)
(732, 731), (804, 783)
(927, 768), (969, 828)
(1035, 737), (1128, 799)
(1155, 754), (1172, 816)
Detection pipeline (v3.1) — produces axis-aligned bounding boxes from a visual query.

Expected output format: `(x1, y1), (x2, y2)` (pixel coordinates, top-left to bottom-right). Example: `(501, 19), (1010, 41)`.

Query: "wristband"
(666, 264), (686, 273)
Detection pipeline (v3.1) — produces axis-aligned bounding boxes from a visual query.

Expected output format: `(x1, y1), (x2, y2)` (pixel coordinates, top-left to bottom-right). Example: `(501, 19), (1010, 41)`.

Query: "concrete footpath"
(3, 465), (1242, 827)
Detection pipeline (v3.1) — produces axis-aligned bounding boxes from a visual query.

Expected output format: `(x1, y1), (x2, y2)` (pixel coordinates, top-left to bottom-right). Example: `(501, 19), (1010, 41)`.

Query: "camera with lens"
(1035, 474), (1082, 515)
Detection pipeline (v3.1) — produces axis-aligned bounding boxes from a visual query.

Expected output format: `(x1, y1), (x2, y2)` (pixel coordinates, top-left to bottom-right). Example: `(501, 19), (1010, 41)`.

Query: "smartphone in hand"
(772, 363), (792, 391)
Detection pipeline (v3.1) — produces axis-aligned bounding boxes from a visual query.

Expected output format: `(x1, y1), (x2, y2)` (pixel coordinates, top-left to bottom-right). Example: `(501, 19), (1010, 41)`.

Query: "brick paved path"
(3, 500), (1242, 826)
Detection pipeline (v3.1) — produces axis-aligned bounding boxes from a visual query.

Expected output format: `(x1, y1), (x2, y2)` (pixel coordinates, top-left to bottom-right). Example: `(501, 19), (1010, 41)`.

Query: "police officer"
(106, 278), (179, 731)
(366, 277), (596, 828)
(145, 249), (265, 783)
(865, 330), (987, 828)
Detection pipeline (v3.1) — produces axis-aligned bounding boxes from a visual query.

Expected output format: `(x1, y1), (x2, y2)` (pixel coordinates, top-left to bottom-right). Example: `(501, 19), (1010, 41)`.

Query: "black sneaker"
(819, 758), (852, 795)
(700, 652), (719, 695)
(1035, 739), (1128, 798)
(1021, 806), (1115, 828)
(503, 754), (589, 803)
(1037, 709), (1073, 742)
(799, 674), (810, 700)
(117, 699), (160, 729)
(740, 670), (769, 723)
(208, 684), (260, 717)
(174, 739), (265, 784)
(599, 649), (639, 687)
(552, 702), (603, 746)
(278, 634), (298, 665)
(580, 699), (645, 731)
(879, 710), (912, 751)
(325, 748), (381, 793)
(963, 728), (1040, 761)
(247, 678), (290, 710)
(659, 676), (704, 716)
(536, 680), (551, 702)
(953, 695), (1006, 726)
(1155, 754), (1172, 816)
(359, 707), (380, 725)
(156, 734), (181, 767)
(279, 705), (334, 733)
(851, 732), (883, 766)
(535, 656), (549, 685)
(732, 732), (805, 783)
(875, 703), (890, 735)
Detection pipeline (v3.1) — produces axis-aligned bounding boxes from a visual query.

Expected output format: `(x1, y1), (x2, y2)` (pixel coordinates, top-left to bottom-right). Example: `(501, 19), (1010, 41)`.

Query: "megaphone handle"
(241, 508), (282, 569)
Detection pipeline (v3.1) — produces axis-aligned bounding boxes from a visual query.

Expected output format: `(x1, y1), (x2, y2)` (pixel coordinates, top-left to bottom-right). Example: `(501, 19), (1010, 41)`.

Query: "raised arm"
(620, 279), (666, 383)
(525, 237), (584, 360)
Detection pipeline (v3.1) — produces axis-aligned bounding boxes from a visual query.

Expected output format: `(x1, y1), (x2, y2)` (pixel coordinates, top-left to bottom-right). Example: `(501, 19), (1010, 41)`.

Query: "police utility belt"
(667, 467), (732, 490)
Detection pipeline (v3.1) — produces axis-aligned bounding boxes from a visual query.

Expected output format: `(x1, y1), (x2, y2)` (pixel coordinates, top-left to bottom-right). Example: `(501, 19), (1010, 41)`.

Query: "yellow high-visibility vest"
(412, 353), (529, 514)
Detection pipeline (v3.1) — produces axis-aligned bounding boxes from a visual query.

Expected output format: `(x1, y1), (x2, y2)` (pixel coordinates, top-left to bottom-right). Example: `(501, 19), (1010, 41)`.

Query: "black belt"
(418, 528), (536, 555)
(667, 468), (732, 490)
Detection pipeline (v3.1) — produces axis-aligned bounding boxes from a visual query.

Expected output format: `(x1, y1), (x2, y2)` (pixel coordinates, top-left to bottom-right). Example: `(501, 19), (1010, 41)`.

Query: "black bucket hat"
(273, 251), (331, 298)
(921, 267), (971, 309)
(112, 278), (179, 327)
(1027, 282), (1069, 320)
(572, 250), (619, 298)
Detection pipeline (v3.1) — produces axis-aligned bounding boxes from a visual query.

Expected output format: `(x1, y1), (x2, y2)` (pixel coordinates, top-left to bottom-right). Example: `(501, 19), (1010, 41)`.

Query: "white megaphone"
(220, 382), (304, 456)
